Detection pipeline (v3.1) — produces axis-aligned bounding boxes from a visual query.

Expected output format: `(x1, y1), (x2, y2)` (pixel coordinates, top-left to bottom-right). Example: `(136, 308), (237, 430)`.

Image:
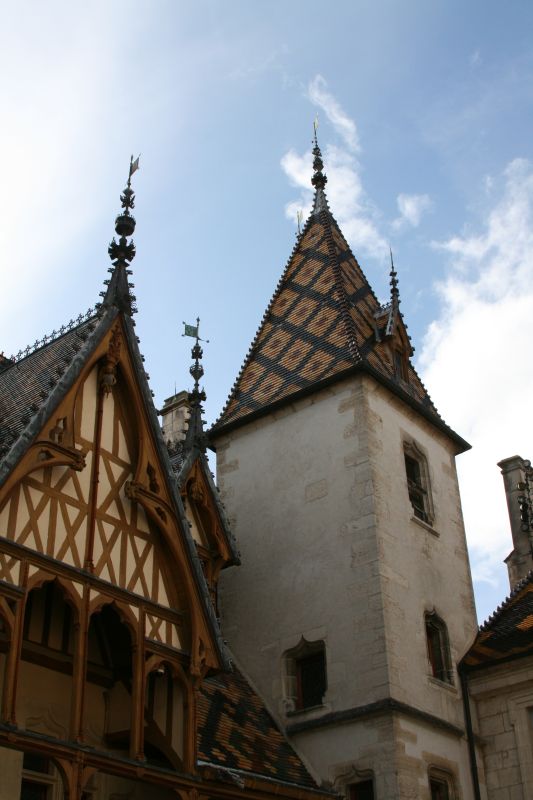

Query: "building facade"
(0, 170), (330, 800)
(211, 141), (480, 799)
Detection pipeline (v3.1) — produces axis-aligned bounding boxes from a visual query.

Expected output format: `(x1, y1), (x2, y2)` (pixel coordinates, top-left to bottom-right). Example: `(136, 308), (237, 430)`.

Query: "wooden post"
(70, 584), (89, 742)
(3, 565), (28, 724)
(130, 613), (146, 761)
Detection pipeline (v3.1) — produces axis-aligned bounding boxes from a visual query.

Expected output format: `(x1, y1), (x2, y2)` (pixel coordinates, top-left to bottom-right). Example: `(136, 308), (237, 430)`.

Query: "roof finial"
(389, 247), (400, 311)
(103, 156), (140, 315)
(311, 116), (327, 191)
(182, 318), (209, 452)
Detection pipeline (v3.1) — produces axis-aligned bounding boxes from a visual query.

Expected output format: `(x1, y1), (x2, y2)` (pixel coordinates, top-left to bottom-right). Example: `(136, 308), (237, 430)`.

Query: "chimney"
(498, 455), (533, 588)
(160, 391), (190, 446)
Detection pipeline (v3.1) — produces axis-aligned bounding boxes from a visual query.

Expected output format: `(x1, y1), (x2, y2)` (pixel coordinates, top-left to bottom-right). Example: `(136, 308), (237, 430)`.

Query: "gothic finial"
(104, 156), (140, 315)
(389, 248), (400, 310)
(108, 156), (140, 267)
(182, 319), (209, 451)
(311, 117), (327, 191)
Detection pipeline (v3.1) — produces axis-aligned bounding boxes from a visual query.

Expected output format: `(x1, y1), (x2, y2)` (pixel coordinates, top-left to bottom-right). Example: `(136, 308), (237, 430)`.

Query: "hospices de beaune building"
(0, 145), (532, 799)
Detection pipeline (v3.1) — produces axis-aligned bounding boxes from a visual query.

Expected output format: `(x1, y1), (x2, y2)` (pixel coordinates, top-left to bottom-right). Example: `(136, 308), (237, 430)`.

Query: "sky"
(1, 0), (533, 624)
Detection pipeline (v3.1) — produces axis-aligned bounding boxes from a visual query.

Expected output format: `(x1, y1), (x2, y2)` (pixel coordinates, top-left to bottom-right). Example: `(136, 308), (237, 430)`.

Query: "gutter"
(459, 668), (482, 800)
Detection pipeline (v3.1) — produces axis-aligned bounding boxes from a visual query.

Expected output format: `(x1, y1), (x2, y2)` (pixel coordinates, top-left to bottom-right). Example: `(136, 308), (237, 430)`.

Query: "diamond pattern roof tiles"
(213, 188), (445, 438)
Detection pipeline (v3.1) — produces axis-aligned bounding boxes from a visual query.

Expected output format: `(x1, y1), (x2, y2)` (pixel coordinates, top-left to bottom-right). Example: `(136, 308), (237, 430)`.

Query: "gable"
(0, 318), (224, 670)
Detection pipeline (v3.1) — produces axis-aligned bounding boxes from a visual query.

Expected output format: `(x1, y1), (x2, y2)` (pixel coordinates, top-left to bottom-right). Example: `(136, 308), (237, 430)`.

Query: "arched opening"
(144, 661), (186, 770)
(17, 581), (76, 738)
(84, 604), (134, 753)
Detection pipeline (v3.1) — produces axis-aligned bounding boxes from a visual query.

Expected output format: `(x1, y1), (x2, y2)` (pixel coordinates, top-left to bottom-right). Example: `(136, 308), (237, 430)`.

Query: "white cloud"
(419, 158), (533, 586)
(393, 193), (433, 230)
(282, 76), (387, 259)
(308, 74), (360, 152)
(470, 49), (482, 68)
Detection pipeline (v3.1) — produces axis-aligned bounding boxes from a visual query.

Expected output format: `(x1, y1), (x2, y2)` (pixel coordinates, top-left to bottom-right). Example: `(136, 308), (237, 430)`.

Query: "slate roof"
(212, 173), (468, 452)
(0, 315), (98, 457)
(461, 571), (533, 670)
(198, 667), (320, 790)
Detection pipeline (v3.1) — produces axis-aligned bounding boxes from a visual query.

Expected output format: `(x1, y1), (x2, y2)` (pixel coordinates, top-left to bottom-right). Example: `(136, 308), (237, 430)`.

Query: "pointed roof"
(461, 571), (533, 671)
(0, 164), (230, 671)
(165, 328), (240, 566)
(212, 144), (468, 452)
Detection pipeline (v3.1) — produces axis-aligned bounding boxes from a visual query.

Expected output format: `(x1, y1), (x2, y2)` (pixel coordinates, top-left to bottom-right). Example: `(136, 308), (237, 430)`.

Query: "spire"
(102, 155), (140, 315)
(311, 123), (328, 215)
(183, 319), (209, 453)
(389, 248), (400, 312)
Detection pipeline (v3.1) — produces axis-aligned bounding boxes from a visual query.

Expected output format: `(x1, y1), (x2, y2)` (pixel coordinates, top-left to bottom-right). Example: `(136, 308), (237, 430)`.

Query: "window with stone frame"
(348, 778), (375, 800)
(403, 441), (433, 525)
(283, 638), (327, 712)
(425, 612), (453, 684)
(428, 769), (455, 800)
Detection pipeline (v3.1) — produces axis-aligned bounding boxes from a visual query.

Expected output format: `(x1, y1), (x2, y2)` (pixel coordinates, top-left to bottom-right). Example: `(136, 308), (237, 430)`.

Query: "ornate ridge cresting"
(7, 308), (97, 363)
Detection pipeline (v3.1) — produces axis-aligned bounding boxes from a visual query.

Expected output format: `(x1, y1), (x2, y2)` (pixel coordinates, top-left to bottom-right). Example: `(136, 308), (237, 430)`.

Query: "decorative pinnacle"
(108, 156), (140, 266)
(389, 248), (400, 309)
(311, 120), (327, 191)
(182, 318), (209, 451)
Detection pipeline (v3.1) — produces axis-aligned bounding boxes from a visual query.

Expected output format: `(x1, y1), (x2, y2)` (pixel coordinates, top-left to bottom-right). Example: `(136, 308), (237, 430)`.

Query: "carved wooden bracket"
(125, 480), (174, 526)
(23, 440), (86, 478)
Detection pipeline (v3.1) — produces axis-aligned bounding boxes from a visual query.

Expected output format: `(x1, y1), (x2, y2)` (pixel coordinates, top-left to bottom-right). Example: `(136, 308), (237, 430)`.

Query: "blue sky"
(2, 1), (533, 623)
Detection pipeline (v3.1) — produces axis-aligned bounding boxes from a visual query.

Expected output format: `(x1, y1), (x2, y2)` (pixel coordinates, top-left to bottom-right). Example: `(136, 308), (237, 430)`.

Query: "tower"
(210, 139), (479, 799)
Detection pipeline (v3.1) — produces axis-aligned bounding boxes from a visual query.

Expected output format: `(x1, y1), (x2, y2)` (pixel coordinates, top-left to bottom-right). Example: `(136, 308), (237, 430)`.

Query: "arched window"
(283, 639), (326, 712)
(425, 612), (453, 684)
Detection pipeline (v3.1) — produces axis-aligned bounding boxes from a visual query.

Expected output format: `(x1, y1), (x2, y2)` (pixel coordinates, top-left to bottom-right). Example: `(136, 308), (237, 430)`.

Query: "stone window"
(284, 638), (327, 712)
(348, 779), (374, 800)
(404, 441), (433, 524)
(428, 769), (455, 799)
(425, 612), (453, 684)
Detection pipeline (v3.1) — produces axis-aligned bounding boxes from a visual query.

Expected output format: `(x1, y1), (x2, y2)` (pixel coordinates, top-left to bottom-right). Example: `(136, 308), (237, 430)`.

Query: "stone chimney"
(498, 455), (533, 587)
(160, 391), (190, 446)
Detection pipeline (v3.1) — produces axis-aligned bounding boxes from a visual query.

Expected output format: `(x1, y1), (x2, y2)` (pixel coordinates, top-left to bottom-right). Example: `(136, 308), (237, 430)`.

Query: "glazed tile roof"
(198, 667), (319, 790)
(212, 185), (446, 438)
(0, 315), (98, 457)
(462, 571), (533, 670)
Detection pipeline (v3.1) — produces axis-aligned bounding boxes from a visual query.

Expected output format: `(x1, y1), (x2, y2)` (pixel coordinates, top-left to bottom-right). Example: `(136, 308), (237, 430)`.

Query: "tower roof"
(212, 143), (468, 451)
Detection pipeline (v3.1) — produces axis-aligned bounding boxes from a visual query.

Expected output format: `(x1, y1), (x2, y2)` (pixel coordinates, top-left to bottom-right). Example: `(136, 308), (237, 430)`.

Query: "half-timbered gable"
(0, 165), (329, 800)
(0, 171), (229, 797)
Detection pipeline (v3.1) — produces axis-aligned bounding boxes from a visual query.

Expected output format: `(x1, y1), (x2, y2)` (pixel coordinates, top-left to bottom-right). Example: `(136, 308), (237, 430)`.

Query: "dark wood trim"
(85, 371), (104, 572)
(3, 561), (28, 724)
(285, 697), (464, 737)
(0, 538), (185, 626)
(71, 583), (89, 742)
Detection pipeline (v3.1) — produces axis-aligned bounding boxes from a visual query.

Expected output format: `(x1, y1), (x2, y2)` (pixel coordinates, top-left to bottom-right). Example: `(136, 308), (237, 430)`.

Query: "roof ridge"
(479, 570), (533, 631)
(7, 307), (99, 365)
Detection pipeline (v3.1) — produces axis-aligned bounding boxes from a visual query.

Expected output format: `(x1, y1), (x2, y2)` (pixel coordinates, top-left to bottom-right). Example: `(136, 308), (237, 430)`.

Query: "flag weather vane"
(182, 318), (209, 451)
